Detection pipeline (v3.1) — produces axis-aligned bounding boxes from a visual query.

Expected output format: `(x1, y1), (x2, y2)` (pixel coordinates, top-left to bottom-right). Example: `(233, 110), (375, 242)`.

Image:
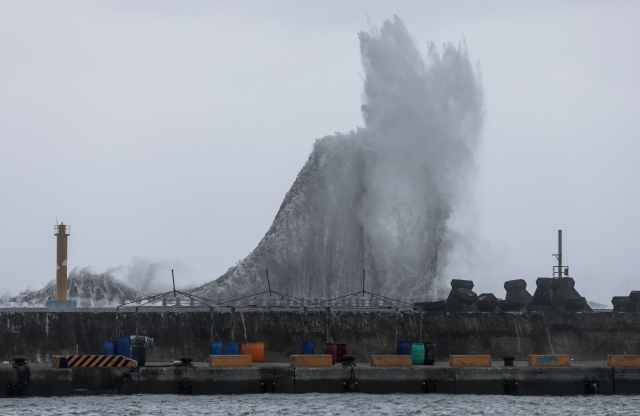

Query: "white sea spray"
(193, 17), (483, 299)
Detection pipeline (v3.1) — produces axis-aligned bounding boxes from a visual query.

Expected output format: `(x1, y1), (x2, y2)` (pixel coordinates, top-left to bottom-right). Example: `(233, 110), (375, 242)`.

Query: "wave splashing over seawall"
(4, 268), (142, 307)
(193, 17), (484, 300)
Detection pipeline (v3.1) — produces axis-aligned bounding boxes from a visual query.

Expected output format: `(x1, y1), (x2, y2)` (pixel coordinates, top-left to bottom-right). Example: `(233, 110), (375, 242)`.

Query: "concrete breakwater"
(1, 310), (640, 363)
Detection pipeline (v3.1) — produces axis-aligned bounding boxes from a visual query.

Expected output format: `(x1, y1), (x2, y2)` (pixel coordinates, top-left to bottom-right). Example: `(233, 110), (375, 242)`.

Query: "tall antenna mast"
(558, 230), (562, 278)
(552, 230), (567, 278)
(362, 270), (366, 296)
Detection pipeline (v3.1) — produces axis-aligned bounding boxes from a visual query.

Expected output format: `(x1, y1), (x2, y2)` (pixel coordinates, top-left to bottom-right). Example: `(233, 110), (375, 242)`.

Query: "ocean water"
(3, 394), (639, 415)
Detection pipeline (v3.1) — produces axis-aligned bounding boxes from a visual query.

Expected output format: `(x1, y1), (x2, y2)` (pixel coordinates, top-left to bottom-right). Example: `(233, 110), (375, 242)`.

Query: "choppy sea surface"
(3, 394), (640, 415)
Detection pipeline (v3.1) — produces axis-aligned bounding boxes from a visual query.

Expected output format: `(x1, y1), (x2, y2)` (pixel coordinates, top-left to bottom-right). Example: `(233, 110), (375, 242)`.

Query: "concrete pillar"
(54, 223), (70, 301)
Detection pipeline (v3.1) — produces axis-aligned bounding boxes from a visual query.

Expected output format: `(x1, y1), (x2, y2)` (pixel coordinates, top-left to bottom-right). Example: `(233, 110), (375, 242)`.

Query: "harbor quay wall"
(1, 310), (639, 363)
(3, 364), (640, 396)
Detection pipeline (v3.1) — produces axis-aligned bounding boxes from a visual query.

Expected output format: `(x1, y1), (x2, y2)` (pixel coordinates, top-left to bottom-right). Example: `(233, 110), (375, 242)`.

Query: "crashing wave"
(192, 17), (483, 300)
(3, 17), (483, 306)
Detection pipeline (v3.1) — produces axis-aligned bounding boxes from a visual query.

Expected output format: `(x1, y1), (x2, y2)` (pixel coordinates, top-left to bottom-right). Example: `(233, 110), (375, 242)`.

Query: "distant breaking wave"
(192, 17), (483, 300)
(4, 268), (142, 307)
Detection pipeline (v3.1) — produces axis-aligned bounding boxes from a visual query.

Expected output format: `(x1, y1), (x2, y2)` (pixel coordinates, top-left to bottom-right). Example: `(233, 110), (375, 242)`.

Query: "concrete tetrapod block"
(477, 293), (499, 312)
(503, 279), (533, 311)
(563, 296), (588, 311)
(612, 296), (631, 312)
(504, 278), (527, 291)
(528, 355), (571, 367)
(290, 355), (333, 367)
(445, 288), (478, 312)
(370, 356), (413, 367)
(209, 355), (252, 367)
(608, 355), (640, 367)
(449, 355), (491, 367)
(450, 279), (474, 290)
(629, 291), (640, 312)
(529, 277), (593, 312)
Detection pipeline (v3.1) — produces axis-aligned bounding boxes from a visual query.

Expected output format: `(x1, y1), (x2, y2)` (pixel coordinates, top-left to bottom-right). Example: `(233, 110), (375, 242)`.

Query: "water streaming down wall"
(2, 310), (639, 363)
(192, 17), (483, 300)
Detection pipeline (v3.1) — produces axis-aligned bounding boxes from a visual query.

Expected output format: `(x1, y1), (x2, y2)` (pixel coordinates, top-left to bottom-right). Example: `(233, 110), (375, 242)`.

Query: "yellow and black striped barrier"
(52, 355), (137, 368)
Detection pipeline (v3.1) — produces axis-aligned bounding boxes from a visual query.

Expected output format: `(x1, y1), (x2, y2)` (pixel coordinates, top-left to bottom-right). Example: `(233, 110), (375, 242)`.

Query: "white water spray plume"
(3, 17), (483, 306)
(193, 17), (483, 300)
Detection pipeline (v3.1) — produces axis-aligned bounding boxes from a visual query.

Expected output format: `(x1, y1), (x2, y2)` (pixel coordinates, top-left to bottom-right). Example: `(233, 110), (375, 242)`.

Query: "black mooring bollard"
(12, 356), (27, 367)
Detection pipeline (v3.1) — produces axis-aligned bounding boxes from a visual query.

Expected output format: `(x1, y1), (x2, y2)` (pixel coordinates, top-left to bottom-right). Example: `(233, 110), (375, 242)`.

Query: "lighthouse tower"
(45, 222), (77, 310)
(54, 223), (70, 300)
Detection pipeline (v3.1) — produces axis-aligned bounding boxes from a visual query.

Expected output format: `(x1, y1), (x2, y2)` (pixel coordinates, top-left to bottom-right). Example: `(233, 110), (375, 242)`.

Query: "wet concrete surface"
(1, 360), (638, 397)
(2, 310), (640, 363)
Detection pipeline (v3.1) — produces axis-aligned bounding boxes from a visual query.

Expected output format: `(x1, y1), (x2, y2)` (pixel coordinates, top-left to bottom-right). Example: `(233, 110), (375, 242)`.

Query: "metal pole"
(266, 269), (272, 297)
(362, 270), (365, 297)
(171, 269), (176, 296)
(558, 230), (562, 278)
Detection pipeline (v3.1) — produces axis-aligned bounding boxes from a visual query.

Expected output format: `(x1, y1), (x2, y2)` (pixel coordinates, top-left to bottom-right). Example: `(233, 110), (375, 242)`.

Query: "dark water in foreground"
(3, 394), (640, 415)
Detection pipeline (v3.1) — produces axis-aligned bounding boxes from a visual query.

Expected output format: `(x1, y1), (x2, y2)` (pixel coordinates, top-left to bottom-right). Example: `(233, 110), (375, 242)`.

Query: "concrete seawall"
(3, 361), (640, 397)
(1, 310), (639, 362)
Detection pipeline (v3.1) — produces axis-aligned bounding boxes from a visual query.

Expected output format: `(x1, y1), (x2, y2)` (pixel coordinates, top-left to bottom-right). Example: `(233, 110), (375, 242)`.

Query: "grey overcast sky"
(1, 1), (639, 303)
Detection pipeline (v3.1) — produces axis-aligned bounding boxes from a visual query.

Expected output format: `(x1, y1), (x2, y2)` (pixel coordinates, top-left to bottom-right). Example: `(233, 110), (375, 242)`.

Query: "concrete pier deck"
(2, 361), (639, 397)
